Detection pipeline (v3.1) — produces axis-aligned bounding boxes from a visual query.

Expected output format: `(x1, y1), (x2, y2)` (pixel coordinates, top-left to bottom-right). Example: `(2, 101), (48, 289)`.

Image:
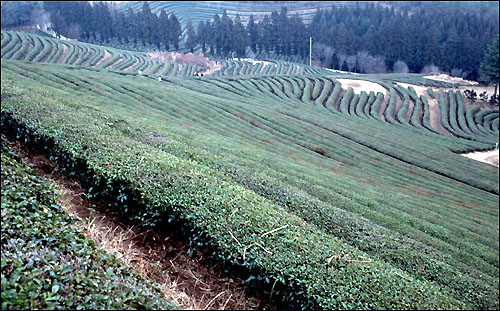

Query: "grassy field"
(1, 54), (498, 309)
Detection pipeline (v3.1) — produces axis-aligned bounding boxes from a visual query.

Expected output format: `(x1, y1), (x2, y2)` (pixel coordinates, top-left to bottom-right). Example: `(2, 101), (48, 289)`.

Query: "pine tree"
(259, 14), (272, 52)
(232, 14), (249, 58)
(278, 7), (289, 55)
(247, 15), (259, 53)
(220, 10), (233, 57)
(169, 13), (182, 50)
(158, 9), (169, 50)
(196, 21), (207, 52)
(185, 21), (197, 53)
(479, 36), (499, 99)
(211, 14), (222, 55)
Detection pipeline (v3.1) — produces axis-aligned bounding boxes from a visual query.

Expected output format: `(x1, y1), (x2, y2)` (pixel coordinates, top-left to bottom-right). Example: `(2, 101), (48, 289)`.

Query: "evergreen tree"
(259, 14), (272, 52)
(270, 11), (279, 53)
(479, 36), (499, 99)
(232, 14), (249, 58)
(185, 20), (196, 53)
(139, 1), (152, 45)
(158, 9), (169, 50)
(196, 21), (208, 52)
(127, 7), (137, 45)
(278, 7), (290, 55)
(247, 14), (259, 53)
(211, 14), (222, 55)
(169, 13), (182, 50)
(220, 10), (233, 57)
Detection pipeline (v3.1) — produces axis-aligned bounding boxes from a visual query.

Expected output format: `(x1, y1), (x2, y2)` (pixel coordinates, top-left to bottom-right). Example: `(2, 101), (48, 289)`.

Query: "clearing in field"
(336, 78), (386, 94)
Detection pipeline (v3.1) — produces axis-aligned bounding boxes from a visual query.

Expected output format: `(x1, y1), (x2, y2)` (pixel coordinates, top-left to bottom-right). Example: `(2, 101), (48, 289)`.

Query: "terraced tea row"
(121, 1), (357, 30)
(1, 31), (330, 77)
(2, 60), (498, 309)
(1, 140), (176, 310)
(183, 75), (499, 146)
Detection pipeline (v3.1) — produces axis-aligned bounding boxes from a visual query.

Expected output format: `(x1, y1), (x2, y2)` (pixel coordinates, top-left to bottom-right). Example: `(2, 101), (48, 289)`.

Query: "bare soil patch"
(56, 43), (69, 63)
(94, 49), (112, 67)
(336, 79), (386, 95)
(21, 42), (34, 61)
(428, 96), (451, 135)
(107, 54), (127, 69)
(424, 74), (478, 85)
(142, 60), (154, 74)
(396, 82), (429, 98)
(462, 150), (499, 167)
(123, 56), (141, 72)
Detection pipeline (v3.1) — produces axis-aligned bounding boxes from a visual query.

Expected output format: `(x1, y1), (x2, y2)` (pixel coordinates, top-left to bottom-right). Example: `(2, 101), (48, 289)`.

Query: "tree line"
(190, 3), (498, 79)
(1, 1), (498, 80)
(22, 2), (182, 50)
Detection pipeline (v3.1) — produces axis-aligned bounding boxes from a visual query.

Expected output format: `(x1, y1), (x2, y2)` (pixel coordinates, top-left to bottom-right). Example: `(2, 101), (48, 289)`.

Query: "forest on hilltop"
(1, 1), (499, 79)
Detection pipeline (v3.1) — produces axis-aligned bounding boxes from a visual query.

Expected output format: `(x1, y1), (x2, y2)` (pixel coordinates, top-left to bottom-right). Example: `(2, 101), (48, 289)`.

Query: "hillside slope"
(1, 58), (498, 309)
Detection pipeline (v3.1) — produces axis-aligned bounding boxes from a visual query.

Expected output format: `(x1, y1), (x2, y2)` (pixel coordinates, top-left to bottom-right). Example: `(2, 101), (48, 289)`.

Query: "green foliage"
(479, 36), (499, 86)
(1, 60), (499, 309)
(1, 141), (176, 310)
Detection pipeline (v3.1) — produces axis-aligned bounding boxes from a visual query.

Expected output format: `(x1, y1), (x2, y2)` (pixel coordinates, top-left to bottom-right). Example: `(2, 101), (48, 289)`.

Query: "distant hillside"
(118, 1), (368, 28)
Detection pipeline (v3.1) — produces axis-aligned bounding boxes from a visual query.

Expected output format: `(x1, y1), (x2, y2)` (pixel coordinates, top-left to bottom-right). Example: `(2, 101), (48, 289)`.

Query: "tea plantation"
(1, 141), (176, 310)
(1, 32), (499, 309)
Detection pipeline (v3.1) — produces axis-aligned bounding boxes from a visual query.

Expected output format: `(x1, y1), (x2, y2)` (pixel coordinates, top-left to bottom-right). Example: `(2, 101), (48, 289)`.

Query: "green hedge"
(1, 141), (176, 310)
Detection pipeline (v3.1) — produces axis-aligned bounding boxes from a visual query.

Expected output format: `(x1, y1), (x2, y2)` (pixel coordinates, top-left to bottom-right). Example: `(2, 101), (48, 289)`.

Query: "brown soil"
(405, 99), (415, 123)
(123, 56), (141, 72)
(379, 93), (388, 121)
(94, 49), (113, 68)
(107, 54), (128, 70)
(427, 96), (451, 135)
(153, 62), (164, 76)
(39, 41), (55, 63)
(56, 43), (69, 63)
(21, 42), (34, 61)
(81, 48), (96, 66)
(142, 60), (154, 74)
(2, 134), (275, 310)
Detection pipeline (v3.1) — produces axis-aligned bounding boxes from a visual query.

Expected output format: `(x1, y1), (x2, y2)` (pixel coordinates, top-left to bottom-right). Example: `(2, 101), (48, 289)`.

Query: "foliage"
(1, 59), (499, 309)
(1, 141), (176, 310)
(464, 89), (477, 103)
(479, 36), (499, 86)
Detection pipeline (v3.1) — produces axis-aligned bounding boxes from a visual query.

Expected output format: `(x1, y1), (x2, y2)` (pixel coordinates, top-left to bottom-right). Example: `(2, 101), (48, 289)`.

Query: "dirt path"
(395, 82), (452, 134)
(123, 56), (141, 72)
(142, 60), (154, 74)
(81, 48), (96, 66)
(94, 49), (112, 68)
(428, 96), (451, 135)
(107, 54), (127, 70)
(21, 42), (34, 61)
(462, 149), (499, 167)
(2, 135), (275, 310)
(379, 94), (388, 121)
(56, 43), (69, 63)
(424, 74), (478, 86)
(153, 62), (164, 76)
